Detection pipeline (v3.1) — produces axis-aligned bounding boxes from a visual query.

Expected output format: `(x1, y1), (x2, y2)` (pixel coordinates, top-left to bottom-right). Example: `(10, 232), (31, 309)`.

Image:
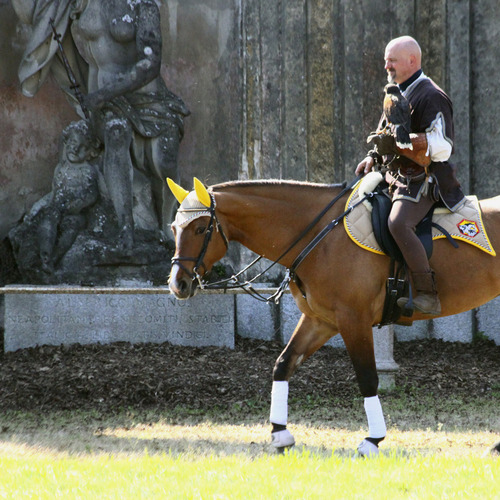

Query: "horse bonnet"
(173, 190), (212, 229)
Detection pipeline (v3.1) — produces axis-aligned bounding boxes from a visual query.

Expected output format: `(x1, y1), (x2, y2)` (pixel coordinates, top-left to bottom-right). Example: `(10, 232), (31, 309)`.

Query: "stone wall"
(1, 0), (500, 343)
(5, 0), (498, 233)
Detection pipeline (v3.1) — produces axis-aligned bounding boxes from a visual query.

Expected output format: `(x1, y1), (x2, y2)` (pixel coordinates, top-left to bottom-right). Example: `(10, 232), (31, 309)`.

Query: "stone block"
(236, 294), (277, 341)
(433, 311), (473, 343)
(394, 319), (430, 341)
(395, 311), (474, 344)
(4, 290), (234, 352)
(476, 298), (500, 345)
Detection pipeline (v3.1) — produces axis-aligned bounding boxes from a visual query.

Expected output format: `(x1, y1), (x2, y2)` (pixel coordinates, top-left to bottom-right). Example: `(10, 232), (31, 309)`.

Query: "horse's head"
(167, 178), (229, 299)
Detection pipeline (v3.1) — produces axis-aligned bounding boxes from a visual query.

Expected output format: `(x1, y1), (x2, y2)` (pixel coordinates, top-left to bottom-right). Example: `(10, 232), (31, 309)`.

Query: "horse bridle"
(171, 192), (229, 287)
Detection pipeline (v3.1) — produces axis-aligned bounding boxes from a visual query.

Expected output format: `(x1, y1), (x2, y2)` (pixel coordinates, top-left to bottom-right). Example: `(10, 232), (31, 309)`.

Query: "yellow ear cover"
(193, 177), (212, 208)
(167, 178), (189, 204)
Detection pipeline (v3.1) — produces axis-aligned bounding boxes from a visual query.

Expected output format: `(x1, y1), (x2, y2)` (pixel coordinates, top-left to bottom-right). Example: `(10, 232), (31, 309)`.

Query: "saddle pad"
(344, 182), (496, 256)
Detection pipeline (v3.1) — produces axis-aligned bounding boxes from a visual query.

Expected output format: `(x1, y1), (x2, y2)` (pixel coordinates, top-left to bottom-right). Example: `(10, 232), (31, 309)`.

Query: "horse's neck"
(214, 184), (343, 264)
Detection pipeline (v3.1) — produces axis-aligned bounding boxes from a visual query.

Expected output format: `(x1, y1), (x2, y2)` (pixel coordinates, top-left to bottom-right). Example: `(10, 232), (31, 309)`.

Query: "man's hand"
(355, 156), (374, 176)
(367, 132), (397, 156)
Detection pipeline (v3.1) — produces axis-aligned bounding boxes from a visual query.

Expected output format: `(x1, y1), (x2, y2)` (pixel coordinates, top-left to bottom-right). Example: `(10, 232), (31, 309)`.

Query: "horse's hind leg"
(269, 314), (334, 451)
(340, 317), (387, 457)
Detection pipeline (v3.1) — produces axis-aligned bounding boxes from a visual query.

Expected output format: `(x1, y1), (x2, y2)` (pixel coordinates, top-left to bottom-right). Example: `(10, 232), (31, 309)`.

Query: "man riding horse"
(356, 36), (466, 316)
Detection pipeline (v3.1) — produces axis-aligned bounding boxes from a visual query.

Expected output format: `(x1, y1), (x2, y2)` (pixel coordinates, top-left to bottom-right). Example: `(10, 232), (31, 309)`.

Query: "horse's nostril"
(170, 276), (194, 299)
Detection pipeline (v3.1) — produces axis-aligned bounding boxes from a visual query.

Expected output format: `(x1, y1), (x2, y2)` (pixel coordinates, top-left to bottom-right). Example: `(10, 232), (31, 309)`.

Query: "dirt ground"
(0, 335), (498, 420)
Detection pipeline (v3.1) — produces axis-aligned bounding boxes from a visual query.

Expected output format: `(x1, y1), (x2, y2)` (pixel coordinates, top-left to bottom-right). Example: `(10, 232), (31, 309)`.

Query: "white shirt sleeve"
(426, 113), (453, 162)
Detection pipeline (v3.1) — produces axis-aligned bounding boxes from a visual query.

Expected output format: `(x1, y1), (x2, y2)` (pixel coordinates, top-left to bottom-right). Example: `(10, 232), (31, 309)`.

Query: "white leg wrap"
(269, 381), (288, 425)
(364, 395), (386, 438)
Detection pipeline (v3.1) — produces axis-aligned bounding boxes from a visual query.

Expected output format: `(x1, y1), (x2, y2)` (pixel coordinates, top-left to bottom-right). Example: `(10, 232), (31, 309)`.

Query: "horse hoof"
(357, 438), (380, 457)
(271, 429), (295, 451)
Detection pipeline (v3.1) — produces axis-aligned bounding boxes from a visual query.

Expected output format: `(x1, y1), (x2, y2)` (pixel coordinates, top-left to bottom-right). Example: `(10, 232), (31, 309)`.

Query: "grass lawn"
(0, 409), (498, 499)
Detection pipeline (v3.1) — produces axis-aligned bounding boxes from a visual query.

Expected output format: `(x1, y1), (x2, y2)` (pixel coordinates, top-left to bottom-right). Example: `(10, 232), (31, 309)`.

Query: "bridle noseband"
(171, 193), (229, 287)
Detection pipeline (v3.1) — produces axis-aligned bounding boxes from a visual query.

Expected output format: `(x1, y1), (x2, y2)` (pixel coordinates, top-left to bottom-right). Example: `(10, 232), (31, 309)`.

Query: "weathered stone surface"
(374, 325), (399, 390)
(448, 0), (471, 195)
(281, 0), (307, 180)
(164, 1), (240, 184)
(236, 293), (277, 341)
(4, 290), (234, 352)
(471, 1), (500, 198)
(395, 311), (480, 344)
(433, 312), (474, 343)
(475, 297), (500, 345)
(307, 1), (335, 183)
(395, 320), (430, 342)
(2, 0), (500, 342)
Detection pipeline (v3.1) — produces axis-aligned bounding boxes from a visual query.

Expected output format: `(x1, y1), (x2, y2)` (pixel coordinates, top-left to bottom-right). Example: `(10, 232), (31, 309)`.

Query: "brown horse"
(167, 177), (500, 456)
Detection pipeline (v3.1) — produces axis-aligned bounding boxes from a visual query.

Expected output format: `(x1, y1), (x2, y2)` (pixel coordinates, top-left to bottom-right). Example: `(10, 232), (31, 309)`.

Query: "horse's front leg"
(340, 314), (387, 457)
(270, 314), (334, 451)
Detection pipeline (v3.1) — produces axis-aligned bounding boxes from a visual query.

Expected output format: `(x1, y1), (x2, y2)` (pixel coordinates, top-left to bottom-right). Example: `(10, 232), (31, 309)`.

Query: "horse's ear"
(193, 177), (211, 207)
(167, 178), (189, 204)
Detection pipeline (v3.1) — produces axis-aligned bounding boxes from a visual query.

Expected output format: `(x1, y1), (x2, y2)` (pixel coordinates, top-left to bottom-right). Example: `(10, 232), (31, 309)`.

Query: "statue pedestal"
(374, 325), (399, 390)
(9, 226), (174, 286)
(2, 286), (234, 351)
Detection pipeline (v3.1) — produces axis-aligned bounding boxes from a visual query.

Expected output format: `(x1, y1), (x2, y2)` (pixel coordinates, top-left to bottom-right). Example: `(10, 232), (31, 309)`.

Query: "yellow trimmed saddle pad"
(344, 182), (496, 256)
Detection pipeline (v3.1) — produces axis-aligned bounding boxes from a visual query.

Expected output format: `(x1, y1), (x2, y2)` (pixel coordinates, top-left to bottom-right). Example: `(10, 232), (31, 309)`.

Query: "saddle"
(363, 176), (457, 326)
(370, 184), (437, 263)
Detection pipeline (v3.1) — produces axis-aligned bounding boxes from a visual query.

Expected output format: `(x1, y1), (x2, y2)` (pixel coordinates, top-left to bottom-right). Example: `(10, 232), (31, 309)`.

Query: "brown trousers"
(387, 195), (435, 273)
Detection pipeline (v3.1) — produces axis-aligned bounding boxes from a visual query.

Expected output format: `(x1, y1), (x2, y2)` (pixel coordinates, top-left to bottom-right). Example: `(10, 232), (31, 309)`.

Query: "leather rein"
(171, 176), (366, 303)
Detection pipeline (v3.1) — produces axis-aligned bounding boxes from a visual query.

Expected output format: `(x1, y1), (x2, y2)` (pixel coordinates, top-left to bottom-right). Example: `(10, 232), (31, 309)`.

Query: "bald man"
(356, 36), (465, 316)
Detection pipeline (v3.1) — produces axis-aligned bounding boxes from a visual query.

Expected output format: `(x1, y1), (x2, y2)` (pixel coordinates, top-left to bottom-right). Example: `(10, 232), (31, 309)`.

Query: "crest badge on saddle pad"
(457, 219), (480, 238)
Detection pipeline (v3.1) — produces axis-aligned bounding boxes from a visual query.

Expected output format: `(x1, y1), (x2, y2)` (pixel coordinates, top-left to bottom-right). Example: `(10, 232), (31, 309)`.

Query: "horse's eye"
(195, 226), (206, 235)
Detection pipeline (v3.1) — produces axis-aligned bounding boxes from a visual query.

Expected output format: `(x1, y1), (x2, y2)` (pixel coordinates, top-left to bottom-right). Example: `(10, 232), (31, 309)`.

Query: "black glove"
(367, 132), (398, 156)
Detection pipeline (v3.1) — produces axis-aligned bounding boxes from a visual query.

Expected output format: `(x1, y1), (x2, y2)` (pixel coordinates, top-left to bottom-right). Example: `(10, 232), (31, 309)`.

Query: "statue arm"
(135, 0), (162, 77)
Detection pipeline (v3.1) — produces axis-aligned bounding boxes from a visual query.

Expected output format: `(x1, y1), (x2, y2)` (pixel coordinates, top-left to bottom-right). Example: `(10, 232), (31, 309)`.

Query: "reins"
(194, 175), (366, 303)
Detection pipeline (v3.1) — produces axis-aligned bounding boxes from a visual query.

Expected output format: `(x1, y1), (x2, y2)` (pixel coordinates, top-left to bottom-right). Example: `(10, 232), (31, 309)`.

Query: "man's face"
(384, 44), (412, 84)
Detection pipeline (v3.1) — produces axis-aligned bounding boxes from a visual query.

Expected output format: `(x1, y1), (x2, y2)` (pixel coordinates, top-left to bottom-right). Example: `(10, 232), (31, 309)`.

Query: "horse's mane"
(211, 179), (346, 192)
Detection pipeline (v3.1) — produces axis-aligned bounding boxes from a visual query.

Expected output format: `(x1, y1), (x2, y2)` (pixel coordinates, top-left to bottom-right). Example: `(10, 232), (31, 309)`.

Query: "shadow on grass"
(0, 408), (498, 459)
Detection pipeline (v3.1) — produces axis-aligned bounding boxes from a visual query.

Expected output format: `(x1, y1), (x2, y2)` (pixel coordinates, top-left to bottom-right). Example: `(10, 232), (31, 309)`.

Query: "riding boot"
(397, 270), (441, 315)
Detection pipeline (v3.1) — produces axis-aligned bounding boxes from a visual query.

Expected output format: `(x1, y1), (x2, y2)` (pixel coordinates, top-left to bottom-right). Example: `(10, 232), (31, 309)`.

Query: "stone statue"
(37, 120), (101, 273)
(9, 120), (101, 279)
(70, 0), (189, 250)
(10, 0), (189, 283)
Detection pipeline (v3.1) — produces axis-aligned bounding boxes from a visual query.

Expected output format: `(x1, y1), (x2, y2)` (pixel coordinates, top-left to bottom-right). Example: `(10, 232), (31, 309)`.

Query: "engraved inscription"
(4, 293), (235, 351)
